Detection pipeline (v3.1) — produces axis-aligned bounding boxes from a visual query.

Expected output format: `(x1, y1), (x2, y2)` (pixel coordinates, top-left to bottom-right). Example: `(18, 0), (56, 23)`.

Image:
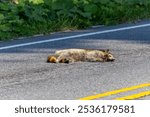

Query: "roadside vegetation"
(0, 0), (150, 40)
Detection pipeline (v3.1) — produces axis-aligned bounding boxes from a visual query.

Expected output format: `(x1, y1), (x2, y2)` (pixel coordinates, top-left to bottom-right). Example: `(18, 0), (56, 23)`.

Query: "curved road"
(0, 20), (150, 100)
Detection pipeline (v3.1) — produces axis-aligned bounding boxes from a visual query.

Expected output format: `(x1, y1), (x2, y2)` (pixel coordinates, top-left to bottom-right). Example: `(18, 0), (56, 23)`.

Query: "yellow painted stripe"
(79, 83), (150, 100)
(115, 91), (150, 100)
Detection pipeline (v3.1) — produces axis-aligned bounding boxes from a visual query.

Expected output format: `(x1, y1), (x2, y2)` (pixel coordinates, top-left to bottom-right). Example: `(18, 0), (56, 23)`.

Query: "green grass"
(0, 0), (150, 40)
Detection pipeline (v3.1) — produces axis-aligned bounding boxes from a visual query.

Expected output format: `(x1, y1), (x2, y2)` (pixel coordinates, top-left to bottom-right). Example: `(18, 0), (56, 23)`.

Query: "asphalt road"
(0, 20), (150, 100)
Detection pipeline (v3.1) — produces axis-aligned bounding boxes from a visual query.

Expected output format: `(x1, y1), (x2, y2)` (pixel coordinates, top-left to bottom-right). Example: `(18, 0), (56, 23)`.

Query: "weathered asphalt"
(0, 20), (150, 100)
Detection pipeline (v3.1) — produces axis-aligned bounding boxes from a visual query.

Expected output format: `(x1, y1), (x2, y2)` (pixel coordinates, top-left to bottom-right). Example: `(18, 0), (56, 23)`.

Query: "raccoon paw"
(59, 58), (70, 63)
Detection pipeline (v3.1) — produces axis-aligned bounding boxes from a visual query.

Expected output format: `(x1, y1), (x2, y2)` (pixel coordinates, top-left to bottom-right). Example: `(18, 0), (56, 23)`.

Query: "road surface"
(0, 20), (150, 100)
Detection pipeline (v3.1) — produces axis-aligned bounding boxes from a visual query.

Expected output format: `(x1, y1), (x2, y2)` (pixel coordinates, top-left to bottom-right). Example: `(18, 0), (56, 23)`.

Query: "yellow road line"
(115, 91), (150, 100)
(79, 83), (150, 100)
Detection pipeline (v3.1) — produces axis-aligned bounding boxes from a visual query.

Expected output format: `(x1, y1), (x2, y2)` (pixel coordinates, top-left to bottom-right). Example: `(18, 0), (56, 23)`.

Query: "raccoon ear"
(104, 49), (109, 53)
(106, 49), (109, 52)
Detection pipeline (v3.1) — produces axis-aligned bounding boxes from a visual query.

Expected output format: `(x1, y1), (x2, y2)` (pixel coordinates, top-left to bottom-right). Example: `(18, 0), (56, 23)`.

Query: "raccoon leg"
(67, 58), (76, 63)
(47, 55), (71, 63)
(58, 57), (75, 63)
(47, 55), (58, 63)
(59, 58), (69, 63)
(57, 54), (75, 63)
(95, 58), (105, 62)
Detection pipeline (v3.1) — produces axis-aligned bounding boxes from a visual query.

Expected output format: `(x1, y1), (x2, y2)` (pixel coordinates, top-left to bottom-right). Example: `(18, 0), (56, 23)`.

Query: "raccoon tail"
(47, 55), (57, 63)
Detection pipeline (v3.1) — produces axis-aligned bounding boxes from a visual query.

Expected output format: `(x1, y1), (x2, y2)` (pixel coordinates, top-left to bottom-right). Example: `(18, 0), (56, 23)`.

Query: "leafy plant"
(0, 0), (150, 40)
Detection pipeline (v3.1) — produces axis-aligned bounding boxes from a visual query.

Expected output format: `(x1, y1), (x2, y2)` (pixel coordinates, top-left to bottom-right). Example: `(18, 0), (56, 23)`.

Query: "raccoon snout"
(108, 58), (115, 62)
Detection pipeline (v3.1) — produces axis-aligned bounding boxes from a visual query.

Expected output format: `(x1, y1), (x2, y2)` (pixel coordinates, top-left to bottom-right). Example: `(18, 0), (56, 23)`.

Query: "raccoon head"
(106, 53), (115, 62)
(103, 50), (115, 62)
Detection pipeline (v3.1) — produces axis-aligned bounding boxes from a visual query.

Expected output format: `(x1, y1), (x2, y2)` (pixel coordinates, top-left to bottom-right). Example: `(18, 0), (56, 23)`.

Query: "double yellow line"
(79, 83), (150, 100)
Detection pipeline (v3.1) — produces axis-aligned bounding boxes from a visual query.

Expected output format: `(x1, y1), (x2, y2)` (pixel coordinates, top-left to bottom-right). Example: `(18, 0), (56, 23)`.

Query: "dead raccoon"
(47, 49), (115, 63)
